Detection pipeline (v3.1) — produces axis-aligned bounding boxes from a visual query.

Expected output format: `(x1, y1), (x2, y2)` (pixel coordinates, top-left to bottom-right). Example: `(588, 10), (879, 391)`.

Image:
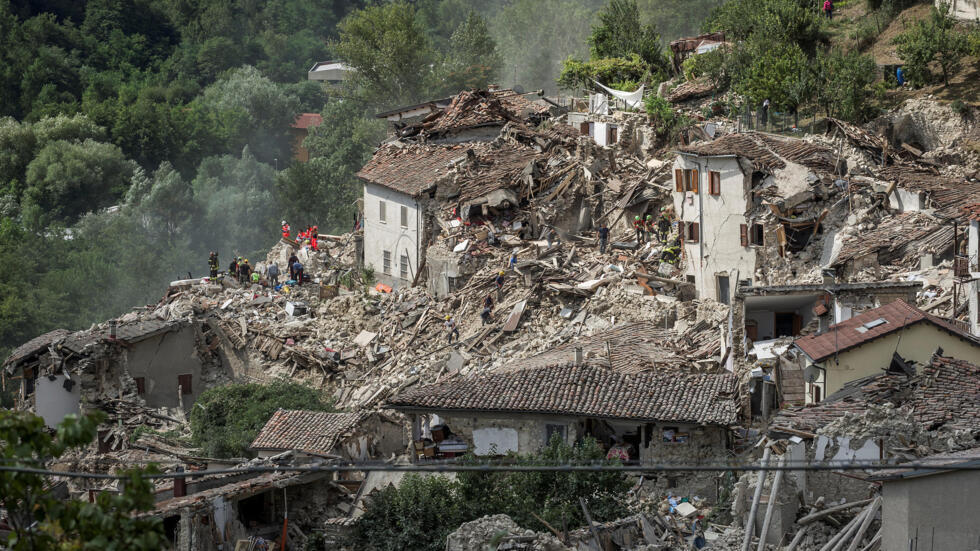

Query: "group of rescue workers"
(629, 208), (681, 265)
(281, 220), (320, 251)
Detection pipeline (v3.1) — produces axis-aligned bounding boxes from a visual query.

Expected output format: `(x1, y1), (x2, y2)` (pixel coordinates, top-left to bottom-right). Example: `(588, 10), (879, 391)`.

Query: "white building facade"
(967, 212), (979, 337)
(672, 153), (757, 304)
(362, 182), (424, 288)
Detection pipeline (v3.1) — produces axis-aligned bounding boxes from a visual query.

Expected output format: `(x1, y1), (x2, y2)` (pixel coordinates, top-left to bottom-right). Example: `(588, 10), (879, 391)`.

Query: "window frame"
(379, 200), (386, 223)
(400, 205), (408, 228)
(399, 254), (409, 279)
(708, 171), (721, 195)
(382, 250), (391, 275)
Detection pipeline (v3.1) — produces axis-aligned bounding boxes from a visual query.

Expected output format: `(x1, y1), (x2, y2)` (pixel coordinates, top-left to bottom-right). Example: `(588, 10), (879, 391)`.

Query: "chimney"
(173, 466), (186, 498)
(574, 347), (584, 366)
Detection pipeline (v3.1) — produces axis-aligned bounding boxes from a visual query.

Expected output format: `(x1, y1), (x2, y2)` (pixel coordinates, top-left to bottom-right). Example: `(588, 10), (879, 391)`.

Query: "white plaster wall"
(441, 414), (579, 455)
(35, 374), (81, 429)
(594, 121), (608, 146)
(363, 182), (420, 288)
(889, 187), (923, 212)
(672, 155), (756, 301)
(941, 0), (980, 21)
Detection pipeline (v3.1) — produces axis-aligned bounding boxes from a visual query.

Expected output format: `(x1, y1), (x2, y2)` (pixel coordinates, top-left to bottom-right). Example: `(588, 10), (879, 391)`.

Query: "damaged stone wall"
(639, 423), (730, 501)
(437, 413), (582, 456)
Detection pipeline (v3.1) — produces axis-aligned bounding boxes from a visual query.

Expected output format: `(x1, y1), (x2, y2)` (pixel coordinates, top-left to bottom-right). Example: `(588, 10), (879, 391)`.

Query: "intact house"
(671, 132), (839, 304)
(871, 447), (980, 551)
(289, 113), (322, 163)
(769, 353), (980, 505)
(2, 319), (230, 428)
(250, 409), (405, 461)
(731, 280), (922, 411)
(965, 203), (980, 337)
(386, 362), (739, 499)
(792, 299), (980, 403)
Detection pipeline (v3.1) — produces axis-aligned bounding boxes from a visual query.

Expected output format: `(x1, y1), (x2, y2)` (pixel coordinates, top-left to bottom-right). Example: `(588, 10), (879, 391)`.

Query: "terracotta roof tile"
(771, 355), (980, 433)
(794, 300), (979, 362)
(831, 212), (949, 268)
(387, 363), (738, 425)
(677, 132), (836, 173)
(3, 329), (71, 369)
(357, 143), (470, 196)
(250, 410), (371, 455)
(291, 113), (323, 129)
(963, 203), (980, 221)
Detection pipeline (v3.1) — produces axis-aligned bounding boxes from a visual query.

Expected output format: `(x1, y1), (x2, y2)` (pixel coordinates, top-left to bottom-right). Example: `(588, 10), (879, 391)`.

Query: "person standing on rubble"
(268, 262), (280, 287)
(657, 208), (672, 243)
(288, 252), (299, 280)
(633, 216), (644, 243)
(597, 223), (609, 254)
(239, 258), (251, 284)
(208, 251), (219, 280)
(662, 238), (681, 265)
(281, 220), (290, 240)
(494, 270), (505, 301)
(508, 248), (518, 270)
(229, 257), (239, 278)
(444, 315), (459, 343)
(481, 294), (494, 326)
(645, 214), (655, 242)
(311, 226), (319, 251)
(292, 260), (304, 285)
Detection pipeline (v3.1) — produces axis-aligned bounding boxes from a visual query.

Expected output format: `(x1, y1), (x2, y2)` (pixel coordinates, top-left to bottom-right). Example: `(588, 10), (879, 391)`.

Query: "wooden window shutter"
(740, 224), (748, 246)
(579, 121), (589, 135)
(134, 377), (146, 396)
(690, 222), (700, 242)
(178, 374), (192, 395)
(691, 169), (699, 193)
(674, 169), (683, 192)
(709, 172), (721, 195)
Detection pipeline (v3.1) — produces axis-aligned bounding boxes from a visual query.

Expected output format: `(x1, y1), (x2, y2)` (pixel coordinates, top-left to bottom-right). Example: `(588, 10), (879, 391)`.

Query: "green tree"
(589, 0), (668, 73)
(814, 49), (878, 122)
(557, 55), (649, 91)
(704, 0), (825, 54)
(22, 139), (136, 227)
(0, 118), (37, 192)
(189, 379), (335, 458)
(333, 2), (437, 108)
(732, 38), (810, 112)
(33, 113), (108, 148)
(440, 11), (503, 94)
(0, 410), (166, 550)
(347, 475), (467, 551)
(894, 1), (969, 86)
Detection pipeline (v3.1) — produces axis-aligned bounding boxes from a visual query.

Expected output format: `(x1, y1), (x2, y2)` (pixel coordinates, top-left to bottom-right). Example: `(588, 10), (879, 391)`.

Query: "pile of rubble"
(445, 515), (566, 551)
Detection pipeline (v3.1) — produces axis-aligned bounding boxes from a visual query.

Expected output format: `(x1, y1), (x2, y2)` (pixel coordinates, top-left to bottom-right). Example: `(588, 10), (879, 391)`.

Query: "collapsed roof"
(676, 132), (838, 173)
(770, 354), (980, 434)
(250, 409), (373, 456)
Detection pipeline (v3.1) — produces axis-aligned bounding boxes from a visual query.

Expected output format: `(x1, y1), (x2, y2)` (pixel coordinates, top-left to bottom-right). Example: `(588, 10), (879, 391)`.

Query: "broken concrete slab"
(502, 300), (527, 332)
(353, 330), (378, 347)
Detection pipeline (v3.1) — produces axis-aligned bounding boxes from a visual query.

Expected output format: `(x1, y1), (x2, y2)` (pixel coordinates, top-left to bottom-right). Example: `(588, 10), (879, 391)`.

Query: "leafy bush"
(951, 99), (970, 118)
(189, 380), (334, 458)
(558, 55), (651, 91)
(347, 436), (631, 551)
(644, 94), (678, 135)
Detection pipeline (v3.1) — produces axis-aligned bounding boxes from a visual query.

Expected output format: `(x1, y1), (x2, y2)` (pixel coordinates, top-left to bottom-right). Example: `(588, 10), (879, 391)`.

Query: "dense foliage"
(347, 436), (631, 551)
(894, 1), (970, 86)
(189, 379), (335, 458)
(0, 410), (166, 550)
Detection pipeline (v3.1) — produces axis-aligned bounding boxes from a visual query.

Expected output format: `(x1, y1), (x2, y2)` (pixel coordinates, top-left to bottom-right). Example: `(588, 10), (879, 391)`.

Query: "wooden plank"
(502, 300), (527, 332)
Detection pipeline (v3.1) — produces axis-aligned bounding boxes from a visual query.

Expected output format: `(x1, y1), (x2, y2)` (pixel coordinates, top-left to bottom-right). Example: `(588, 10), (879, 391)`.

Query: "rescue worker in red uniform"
(281, 220), (290, 239)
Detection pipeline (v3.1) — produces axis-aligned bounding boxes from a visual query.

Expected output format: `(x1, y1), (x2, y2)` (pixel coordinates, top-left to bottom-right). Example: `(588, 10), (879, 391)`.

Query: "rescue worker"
(229, 257), (239, 277)
(657, 208), (672, 243)
(508, 249), (518, 270)
(311, 226), (319, 251)
(445, 315), (459, 343)
(494, 270), (505, 301)
(661, 238), (681, 265)
(251, 269), (261, 285)
(281, 220), (290, 240)
(292, 260), (304, 285)
(481, 294), (494, 326)
(633, 215), (644, 243)
(597, 222), (609, 254)
(645, 214), (654, 242)
(208, 251), (219, 280)
(238, 258), (251, 284)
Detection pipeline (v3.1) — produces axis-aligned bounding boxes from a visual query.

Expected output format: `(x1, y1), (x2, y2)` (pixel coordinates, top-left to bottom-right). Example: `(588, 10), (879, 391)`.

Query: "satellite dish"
(804, 365), (821, 383)
(513, 84), (525, 95)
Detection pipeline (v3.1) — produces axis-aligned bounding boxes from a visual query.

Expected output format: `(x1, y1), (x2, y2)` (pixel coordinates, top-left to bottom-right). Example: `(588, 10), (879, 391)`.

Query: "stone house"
(2, 319), (227, 428)
(793, 299), (980, 402)
(387, 362), (739, 498)
(671, 133), (838, 303)
(249, 409), (405, 461)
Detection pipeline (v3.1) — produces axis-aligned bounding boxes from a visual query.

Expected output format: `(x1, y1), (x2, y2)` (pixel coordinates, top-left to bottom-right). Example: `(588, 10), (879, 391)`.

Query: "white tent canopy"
(594, 80), (644, 110)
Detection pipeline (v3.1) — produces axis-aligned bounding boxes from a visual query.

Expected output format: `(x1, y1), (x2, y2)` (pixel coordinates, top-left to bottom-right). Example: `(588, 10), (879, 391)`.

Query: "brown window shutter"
(674, 169), (683, 192)
(134, 377), (145, 396)
(691, 169), (699, 193)
(579, 121), (589, 135)
(710, 172), (721, 195)
(691, 222), (700, 242)
(178, 374), (192, 395)
(740, 224), (748, 246)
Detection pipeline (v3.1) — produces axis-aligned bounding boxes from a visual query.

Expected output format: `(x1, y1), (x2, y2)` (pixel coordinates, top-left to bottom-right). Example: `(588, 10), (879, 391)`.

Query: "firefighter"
(657, 208), (672, 243)
(645, 214), (654, 242)
(661, 238), (681, 265)
(208, 251), (219, 280)
(633, 215), (644, 243)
